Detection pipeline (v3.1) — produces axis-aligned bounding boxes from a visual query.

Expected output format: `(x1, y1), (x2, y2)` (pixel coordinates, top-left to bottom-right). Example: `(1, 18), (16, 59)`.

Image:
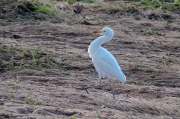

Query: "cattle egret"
(88, 27), (126, 100)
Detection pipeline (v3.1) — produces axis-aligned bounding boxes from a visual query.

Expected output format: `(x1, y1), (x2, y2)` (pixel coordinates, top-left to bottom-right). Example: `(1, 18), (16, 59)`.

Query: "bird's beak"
(93, 30), (103, 34)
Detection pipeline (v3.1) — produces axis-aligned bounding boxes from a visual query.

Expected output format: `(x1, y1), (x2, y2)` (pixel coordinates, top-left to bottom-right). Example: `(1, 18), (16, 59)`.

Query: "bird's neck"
(91, 35), (113, 47)
(88, 35), (113, 57)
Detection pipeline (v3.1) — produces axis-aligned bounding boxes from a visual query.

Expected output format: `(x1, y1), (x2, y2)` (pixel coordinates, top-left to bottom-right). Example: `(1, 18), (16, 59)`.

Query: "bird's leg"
(97, 78), (101, 86)
(94, 78), (101, 87)
(110, 81), (115, 100)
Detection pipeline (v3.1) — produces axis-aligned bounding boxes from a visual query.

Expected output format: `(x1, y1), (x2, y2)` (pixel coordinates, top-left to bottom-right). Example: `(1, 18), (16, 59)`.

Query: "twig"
(74, 84), (103, 94)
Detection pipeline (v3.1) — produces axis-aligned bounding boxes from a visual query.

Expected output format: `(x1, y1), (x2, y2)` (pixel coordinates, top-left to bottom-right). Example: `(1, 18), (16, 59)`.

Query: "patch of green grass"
(127, 77), (133, 84)
(145, 66), (154, 73)
(9, 45), (17, 53)
(0, 41), (63, 72)
(94, 19), (104, 25)
(41, 32), (45, 36)
(0, 19), (10, 23)
(0, 42), (8, 53)
(76, 52), (82, 58)
(92, 0), (101, 8)
(33, 5), (54, 15)
(25, 0), (55, 15)
(106, 2), (141, 15)
(19, 0), (55, 15)
(107, 5), (120, 14)
(22, 48), (31, 57)
(31, 48), (41, 63)
(131, 60), (141, 71)
(127, 77), (138, 85)
(14, 79), (19, 84)
(26, 97), (37, 106)
(142, 27), (161, 36)
(150, 72), (156, 78)
(96, 111), (102, 119)
(19, 47), (62, 70)
(0, 43), (7, 71)
(142, 27), (153, 35)
(134, 0), (180, 11)
(9, 90), (14, 98)
(172, 0), (180, 6)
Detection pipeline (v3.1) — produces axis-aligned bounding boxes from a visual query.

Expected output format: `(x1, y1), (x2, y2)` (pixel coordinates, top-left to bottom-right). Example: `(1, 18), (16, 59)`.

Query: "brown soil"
(0, 1), (180, 119)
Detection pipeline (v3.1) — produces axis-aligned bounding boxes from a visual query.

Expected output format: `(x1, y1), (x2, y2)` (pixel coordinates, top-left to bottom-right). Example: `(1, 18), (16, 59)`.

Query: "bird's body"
(88, 27), (126, 99)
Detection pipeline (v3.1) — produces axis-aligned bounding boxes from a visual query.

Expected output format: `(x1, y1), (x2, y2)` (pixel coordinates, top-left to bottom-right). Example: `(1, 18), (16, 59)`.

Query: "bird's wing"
(98, 48), (121, 70)
(92, 48), (126, 82)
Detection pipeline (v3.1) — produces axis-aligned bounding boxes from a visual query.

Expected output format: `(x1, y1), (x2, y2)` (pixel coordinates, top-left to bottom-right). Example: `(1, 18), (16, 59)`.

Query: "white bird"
(88, 27), (126, 100)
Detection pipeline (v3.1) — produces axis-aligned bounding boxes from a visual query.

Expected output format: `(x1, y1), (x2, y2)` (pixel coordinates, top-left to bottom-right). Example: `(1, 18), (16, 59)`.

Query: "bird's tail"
(118, 71), (126, 83)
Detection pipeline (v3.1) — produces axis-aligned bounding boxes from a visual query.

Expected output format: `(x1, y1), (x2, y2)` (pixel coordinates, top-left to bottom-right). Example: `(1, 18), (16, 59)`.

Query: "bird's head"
(93, 27), (114, 36)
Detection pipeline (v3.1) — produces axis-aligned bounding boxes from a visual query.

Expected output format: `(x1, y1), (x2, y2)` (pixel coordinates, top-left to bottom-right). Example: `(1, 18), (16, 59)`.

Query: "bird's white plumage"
(88, 27), (126, 84)
(92, 47), (126, 83)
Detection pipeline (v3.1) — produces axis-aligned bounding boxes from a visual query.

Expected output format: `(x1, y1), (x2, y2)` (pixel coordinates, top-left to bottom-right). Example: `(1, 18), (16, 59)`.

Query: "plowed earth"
(0, 1), (180, 119)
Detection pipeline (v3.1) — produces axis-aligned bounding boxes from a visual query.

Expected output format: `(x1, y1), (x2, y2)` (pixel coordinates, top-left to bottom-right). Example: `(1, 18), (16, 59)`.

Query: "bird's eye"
(103, 30), (106, 32)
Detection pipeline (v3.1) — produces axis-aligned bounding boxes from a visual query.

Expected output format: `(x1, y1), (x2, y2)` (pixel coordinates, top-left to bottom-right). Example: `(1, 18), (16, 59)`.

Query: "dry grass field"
(0, 0), (180, 119)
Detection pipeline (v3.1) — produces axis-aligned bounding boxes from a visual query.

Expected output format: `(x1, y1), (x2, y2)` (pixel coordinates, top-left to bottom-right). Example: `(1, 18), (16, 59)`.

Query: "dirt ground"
(0, 1), (180, 119)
